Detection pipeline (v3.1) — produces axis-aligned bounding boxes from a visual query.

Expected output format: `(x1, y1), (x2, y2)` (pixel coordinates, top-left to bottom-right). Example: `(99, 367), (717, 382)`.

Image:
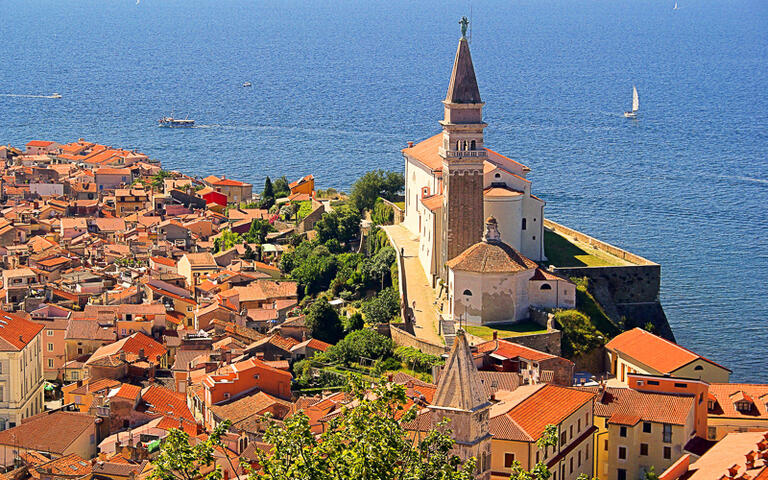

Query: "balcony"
(444, 150), (486, 158)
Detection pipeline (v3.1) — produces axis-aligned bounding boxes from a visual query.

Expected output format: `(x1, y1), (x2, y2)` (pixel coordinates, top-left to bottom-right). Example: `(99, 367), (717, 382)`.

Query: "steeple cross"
(459, 16), (469, 38)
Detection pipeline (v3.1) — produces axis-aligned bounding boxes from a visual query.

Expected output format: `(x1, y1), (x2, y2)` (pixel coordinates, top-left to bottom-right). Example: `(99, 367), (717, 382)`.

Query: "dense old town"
(0, 21), (765, 480)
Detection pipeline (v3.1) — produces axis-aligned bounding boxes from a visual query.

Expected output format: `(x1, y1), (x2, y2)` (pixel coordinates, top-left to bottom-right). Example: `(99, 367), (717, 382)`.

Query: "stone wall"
(296, 200), (325, 234)
(571, 347), (607, 376)
(378, 198), (404, 225)
(389, 324), (448, 356)
(501, 330), (562, 356)
(544, 218), (656, 266)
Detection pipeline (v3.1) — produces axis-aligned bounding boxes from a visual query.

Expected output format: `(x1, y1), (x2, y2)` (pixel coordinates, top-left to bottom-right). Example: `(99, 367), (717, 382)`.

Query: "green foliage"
(370, 246), (396, 289)
(315, 206), (361, 244)
(373, 356), (403, 374)
(365, 227), (391, 256)
(250, 378), (476, 480)
(243, 218), (274, 244)
(151, 420), (230, 480)
(273, 176), (290, 198)
(305, 297), (344, 344)
(554, 309), (605, 357)
(349, 170), (404, 212)
(507, 425), (601, 480)
(572, 277), (620, 337)
(343, 312), (364, 333)
(642, 466), (660, 480)
(394, 346), (444, 373)
(260, 176), (275, 209)
(214, 229), (242, 253)
(371, 197), (395, 226)
(361, 287), (400, 324)
(295, 200), (313, 221)
(324, 328), (393, 365)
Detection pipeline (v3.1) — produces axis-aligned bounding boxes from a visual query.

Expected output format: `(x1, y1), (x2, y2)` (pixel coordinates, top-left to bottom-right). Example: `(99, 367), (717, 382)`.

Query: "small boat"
(673, 2), (678, 9)
(624, 85), (639, 118)
(158, 115), (195, 128)
(243, 82), (252, 87)
(51, 92), (62, 99)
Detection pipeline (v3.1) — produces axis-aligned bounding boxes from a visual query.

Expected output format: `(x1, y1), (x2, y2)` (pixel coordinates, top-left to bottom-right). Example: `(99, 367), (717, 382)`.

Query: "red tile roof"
(605, 328), (731, 374)
(26, 140), (55, 148)
(491, 384), (594, 441)
(141, 385), (194, 420)
(446, 239), (538, 273)
(0, 311), (44, 351)
(579, 385), (695, 426)
(475, 339), (559, 362)
(709, 383), (768, 420)
(112, 383), (142, 401)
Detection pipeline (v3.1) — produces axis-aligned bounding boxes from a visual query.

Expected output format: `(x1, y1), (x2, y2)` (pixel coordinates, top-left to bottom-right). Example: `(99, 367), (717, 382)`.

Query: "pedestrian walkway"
(381, 224), (444, 346)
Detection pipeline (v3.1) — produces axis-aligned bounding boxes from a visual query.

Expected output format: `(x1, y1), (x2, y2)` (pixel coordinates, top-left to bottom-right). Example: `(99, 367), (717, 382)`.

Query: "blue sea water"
(1, 0), (766, 381)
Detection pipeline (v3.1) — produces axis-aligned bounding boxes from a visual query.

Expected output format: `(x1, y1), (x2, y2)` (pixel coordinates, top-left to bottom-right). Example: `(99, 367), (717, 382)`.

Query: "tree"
(249, 377), (476, 480)
(151, 421), (230, 480)
(244, 218), (274, 244)
(343, 312), (364, 333)
(362, 287), (400, 324)
(315, 206), (361, 244)
(305, 297), (344, 344)
(215, 229), (242, 253)
(349, 170), (404, 212)
(371, 197), (395, 226)
(642, 466), (660, 480)
(371, 245), (396, 289)
(260, 177), (275, 209)
(507, 425), (599, 480)
(273, 176), (291, 198)
(553, 310), (605, 357)
(325, 328), (393, 364)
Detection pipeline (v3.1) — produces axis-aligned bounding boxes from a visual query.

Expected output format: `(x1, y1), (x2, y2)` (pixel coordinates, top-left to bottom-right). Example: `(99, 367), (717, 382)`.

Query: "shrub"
(362, 287), (401, 324)
(306, 298), (344, 344)
(554, 309), (606, 357)
(394, 346), (444, 373)
(325, 329), (393, 365)
(371, 198), (395, 226)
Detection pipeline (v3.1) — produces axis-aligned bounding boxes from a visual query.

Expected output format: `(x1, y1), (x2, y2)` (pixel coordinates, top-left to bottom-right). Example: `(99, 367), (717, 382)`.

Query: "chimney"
(727, 465), (740, 477)
(492, 331), (497, 341)
(407, 141), (414, 148)
(745, 451), (757, 469)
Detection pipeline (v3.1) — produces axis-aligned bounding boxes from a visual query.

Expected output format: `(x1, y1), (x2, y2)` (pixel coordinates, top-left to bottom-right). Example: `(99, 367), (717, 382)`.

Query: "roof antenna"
(469, 1), (473, 43)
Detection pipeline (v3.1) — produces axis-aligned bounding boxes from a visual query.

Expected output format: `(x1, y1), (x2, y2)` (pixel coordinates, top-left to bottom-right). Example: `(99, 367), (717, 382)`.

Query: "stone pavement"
(381, 224), (444, 347)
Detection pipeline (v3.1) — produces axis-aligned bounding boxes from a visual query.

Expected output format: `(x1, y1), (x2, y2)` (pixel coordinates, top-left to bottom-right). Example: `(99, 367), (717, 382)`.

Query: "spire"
(432, 330), (490, 411)
(445, 23), (482, 105)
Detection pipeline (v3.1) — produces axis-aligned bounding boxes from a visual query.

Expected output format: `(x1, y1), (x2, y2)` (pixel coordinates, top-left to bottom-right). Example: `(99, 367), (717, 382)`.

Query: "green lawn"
(543, 230), (629, 268)
(465, 321), (548, 340)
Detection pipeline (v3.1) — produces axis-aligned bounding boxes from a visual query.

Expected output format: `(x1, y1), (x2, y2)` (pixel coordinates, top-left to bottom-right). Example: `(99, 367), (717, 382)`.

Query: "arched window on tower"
(456, 141), (461, 151)
(470, 140), (476, 150)
(463, 289), (472, 296)
(540, 283), (552, 290)
(522, 218), (527, 230)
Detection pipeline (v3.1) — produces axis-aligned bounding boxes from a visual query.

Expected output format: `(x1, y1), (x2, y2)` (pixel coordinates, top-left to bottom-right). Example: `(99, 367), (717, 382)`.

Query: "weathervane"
(459, 16), (469, 39)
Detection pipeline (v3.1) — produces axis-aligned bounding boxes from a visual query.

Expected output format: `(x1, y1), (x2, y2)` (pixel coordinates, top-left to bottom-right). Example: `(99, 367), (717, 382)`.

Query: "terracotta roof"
(0, 311), (44, 351)
(30, 453), (92, 478)
(95, 167), (130, 175)
(150, 256), (177, 267)
(209, 390), (291, 426)
(681, 431), (768, 480)
(579, 385), (694, 426)
(446, 238), (538, 273)
(605, 328), (731, 374)
(211, 177), (250, 187)
(141, 385), (193, 420)
(491, 384), (594, 441)
(26, 140), (55, 148)
(421, 194), (443, 212)
(483, 186), (523, 198)
(112, 383), (142, 401)
(709, 383), (768, 419)
(69, 378), (121, 395)
(475, 339), (559, 362)
(181, 252), (217, 267)
(85, 332), (167, 366)
(0, 412), (95, 453)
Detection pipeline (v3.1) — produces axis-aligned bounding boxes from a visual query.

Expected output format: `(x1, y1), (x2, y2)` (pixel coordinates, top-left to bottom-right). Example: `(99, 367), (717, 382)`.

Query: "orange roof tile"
(0, 311), (44, 351)
(605, 328), (731, 374)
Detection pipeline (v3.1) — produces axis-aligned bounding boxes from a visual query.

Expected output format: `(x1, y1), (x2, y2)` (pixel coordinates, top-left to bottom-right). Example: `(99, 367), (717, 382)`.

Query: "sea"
(1, 0), (766, 382)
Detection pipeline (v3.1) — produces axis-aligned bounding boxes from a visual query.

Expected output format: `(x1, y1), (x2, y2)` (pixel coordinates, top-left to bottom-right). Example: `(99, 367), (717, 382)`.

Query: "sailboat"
(673, 2), (679, 9)
(624, 86), (639, 118)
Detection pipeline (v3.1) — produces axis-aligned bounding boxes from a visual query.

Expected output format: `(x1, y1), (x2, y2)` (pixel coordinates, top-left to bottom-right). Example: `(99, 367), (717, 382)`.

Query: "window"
(47, 343), (54, 352)
(47, 359), (54, 368)
(694, 365), (703, 371)
(46, 330), (54, 336)
(570, 425), (573, 438)
(663, 423), (672, 443)
(604, 440), (608, 451)
(617, 469), (627, 480)
(569, 457), (573, 474)
(522, 218), (527, 230)
(578, 419), (581, 432)
(643, 422), (652, 433)
(536, 451), (540, 463)
(640, 443), (648, 456)
(462, 289), (472, 296)
(663, 446), (671, 459)
(619, 426), (627, 437)
(494, 173), (501, 179)
(0, 386), (4, 402)
(707, 426), (716, 440)
(736, 401), (752, 413)
(585, 445), (589, 460)
(540, 283), (552, 290)
(674, 382), (687, 388)
(560, 431), (567, 446)
(577, 450), (582, 467)
(618, 446), (627, 460)
(647, 380), (660, 385)
(470, 140), (476, 150)
(504, 453), (515, 468)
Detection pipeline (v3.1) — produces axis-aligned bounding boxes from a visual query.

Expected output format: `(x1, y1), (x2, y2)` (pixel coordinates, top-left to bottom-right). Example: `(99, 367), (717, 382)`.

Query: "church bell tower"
(440, 17), (487, 278)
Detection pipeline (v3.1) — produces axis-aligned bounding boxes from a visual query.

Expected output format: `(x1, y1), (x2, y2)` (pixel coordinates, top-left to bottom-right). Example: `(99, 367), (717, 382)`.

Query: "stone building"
(428, 330), (492, 479)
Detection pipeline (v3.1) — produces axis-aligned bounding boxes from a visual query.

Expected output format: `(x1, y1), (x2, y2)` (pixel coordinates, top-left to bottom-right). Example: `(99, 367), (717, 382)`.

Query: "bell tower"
(440, 17), (487, 278)
(429, 330), (492, 479)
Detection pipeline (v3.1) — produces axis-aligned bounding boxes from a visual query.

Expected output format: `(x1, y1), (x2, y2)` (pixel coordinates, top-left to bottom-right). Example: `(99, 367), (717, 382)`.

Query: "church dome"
(445, 239), (538, 274)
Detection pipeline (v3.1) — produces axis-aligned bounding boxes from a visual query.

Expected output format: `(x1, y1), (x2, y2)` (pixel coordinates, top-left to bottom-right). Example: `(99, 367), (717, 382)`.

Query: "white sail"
(632, 86), (639, 112)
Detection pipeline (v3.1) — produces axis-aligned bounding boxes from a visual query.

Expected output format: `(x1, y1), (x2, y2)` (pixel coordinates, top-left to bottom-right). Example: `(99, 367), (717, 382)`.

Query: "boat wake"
(0, 93), (61, 99)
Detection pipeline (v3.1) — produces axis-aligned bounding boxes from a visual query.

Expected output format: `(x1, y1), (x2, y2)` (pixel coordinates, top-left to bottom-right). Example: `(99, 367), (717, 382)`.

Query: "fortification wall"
(544, 218), (656, 266)
(502, 330), (563, 356)
(389, 324), (448, 356)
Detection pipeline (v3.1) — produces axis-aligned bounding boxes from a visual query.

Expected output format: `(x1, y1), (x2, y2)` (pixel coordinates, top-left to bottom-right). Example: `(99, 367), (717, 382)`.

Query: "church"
(401, 20), (575, 326)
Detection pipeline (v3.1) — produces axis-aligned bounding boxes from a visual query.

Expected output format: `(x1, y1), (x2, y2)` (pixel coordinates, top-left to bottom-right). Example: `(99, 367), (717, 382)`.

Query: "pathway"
(381, 224), (444, 346)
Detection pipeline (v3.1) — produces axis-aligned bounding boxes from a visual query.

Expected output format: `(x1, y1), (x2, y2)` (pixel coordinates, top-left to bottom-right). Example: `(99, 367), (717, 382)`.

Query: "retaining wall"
(544, 218), (656, 266)
(503, 330), (563, 356)
(390, 324), (448, 356)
